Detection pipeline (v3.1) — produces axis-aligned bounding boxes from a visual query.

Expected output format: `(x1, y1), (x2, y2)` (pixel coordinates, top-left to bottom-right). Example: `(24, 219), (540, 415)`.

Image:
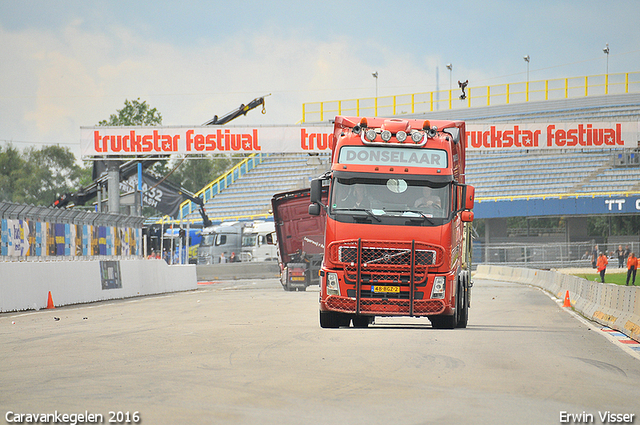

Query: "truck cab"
(310, 116), (474, 329)
(241, 221), (278, 262)
(197, 221), (244, 264)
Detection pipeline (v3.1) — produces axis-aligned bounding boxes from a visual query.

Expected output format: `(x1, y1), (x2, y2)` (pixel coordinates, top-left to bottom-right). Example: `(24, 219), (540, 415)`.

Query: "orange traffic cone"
(563, 290), (571, 308)
(46, 291), (55, 309)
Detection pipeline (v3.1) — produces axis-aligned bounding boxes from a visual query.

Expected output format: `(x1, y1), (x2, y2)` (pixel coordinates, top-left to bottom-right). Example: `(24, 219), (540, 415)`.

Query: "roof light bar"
(365, 129), (377, 142)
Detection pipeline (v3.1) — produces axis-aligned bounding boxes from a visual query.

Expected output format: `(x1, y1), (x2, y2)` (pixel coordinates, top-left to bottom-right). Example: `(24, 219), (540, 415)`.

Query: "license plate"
(372, 285), (400, 293)
(291, 277), (306, 281)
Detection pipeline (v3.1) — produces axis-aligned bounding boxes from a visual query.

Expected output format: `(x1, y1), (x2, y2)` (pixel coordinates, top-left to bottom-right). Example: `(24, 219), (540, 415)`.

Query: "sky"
(1, 0), (639, 159)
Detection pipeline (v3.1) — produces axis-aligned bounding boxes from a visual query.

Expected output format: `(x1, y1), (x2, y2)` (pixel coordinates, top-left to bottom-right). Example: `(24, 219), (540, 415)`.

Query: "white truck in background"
(241, 221), (277, 262)
(197, 220), (276, 265)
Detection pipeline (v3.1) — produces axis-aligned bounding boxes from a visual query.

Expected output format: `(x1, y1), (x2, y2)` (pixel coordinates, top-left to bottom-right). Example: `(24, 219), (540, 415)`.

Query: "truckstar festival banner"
(80, 122), (639, 157)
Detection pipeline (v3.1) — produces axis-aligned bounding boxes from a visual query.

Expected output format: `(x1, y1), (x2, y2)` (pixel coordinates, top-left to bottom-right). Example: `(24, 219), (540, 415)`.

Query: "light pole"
(372, 71), (378, 98)
(603, 43), (610, 94)
(523, 55), (530, 102)
(446, 63), (453, 92)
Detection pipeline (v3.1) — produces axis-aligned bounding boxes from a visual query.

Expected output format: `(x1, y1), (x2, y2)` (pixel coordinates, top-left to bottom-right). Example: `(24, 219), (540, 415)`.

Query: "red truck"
(271, 188), (327, 291)
(309, 116), (475, 329)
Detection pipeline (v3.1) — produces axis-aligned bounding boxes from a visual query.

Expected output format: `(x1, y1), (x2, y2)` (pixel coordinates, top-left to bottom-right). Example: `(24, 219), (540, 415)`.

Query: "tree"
(98, 98), (162, 126)
(0, 144), (26, 202)
(0, 144), (87, 205)
(18, 145), (86, 205)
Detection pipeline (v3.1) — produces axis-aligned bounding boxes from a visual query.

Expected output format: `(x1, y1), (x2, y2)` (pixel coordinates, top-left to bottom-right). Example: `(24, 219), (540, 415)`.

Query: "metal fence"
(302, 71), (640, 122)
(1, 201), (145, 261)
(475, 241), (640, 270)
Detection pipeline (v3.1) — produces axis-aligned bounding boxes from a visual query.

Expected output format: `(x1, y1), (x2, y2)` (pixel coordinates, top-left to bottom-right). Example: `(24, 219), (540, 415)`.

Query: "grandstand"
(466, 148), (640, 199)
(178, 153), (330, 224)
(418, 92), (640, 200)
(175, 85), (640, 231)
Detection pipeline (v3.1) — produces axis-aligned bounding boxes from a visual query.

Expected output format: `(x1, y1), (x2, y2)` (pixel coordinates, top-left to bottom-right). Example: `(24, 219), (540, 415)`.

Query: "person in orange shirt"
(597, 252), (608, 283)
(626, 252), (638, 286)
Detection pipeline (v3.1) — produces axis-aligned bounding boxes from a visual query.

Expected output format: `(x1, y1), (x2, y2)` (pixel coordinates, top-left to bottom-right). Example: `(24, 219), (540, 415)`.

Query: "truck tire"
(352, 315), (371, 328)
(430, 313), (457, 329)
(320, 311), (341, 328)
(456, 277), (469, 328)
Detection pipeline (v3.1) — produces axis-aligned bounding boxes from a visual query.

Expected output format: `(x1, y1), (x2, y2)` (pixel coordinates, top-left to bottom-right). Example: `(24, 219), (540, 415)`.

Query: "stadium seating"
(191, 153), (330, 221)
(465, 148), (640, 198)
(178, 93), (640, 223)
(182, 147), (639, 224)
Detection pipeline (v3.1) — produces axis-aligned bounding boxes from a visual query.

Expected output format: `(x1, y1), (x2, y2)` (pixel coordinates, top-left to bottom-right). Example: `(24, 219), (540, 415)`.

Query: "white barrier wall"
(0, 259), (197, 313)
(474, 265), (640, 342)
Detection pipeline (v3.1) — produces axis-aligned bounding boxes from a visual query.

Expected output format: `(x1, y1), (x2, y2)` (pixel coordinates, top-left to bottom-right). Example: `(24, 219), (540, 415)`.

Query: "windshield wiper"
(334, 207), (382, 222)
(383, 208), (434, 225)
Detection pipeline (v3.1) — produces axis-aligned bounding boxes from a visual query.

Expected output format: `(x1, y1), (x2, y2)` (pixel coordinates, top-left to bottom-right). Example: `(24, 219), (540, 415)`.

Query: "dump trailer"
(309, 116), (475, 328)
(271, 188), (327, 291)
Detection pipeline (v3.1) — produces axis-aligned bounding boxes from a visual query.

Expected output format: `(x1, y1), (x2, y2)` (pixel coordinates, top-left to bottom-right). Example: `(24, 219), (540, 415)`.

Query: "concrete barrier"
(196, 262), (281, 281)
(0, 259), (197, 313)
(474, 265), (640, 342)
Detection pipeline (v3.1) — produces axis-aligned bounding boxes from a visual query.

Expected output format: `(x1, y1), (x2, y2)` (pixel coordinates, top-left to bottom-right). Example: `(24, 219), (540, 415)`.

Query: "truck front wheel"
(320, 311), (344, 328)
(352, 315), (372, 328)
(430, 313), (457, 329)
(456, 277), (469, 328)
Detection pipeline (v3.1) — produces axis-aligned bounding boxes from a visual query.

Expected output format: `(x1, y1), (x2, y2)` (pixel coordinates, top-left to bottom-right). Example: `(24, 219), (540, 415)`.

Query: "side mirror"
(443, 127), (460, 144)
(464, 185), (475, 211)
(461, 211), (474, 222)
(310, 178), (322, 204)
(308, 203), (321, 216)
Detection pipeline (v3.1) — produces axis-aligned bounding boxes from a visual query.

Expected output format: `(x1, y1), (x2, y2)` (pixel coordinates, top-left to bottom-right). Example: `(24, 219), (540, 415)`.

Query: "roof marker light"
(411, 131), (423, 143)
(366, 129), (377, 142)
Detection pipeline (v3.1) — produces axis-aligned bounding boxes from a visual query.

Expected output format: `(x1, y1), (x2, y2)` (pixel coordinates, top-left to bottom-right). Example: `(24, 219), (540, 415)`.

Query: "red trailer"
(271, 188), (327, 291)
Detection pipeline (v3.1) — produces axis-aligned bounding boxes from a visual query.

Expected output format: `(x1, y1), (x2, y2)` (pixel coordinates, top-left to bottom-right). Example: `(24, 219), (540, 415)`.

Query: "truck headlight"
(431, 276), (445, 299)
(326, 273), (340, 295)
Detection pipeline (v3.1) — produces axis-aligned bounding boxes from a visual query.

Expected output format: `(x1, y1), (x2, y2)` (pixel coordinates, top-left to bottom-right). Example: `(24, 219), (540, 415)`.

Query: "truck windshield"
(242, 234), (257, 247)
(331, 176), (451, 220)
(200, 234), (215, 247)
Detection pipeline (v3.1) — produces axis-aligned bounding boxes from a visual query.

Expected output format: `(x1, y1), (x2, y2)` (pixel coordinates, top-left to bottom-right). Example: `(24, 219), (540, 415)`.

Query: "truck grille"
(325, 295), (445, 316)
(333, 240), (439, 266)
(338, 246), (435, 266)
(327, 239), (446, 317)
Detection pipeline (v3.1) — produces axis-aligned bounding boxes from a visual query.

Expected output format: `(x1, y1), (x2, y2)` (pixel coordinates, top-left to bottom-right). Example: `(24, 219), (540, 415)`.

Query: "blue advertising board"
(475, 195), (640, 219)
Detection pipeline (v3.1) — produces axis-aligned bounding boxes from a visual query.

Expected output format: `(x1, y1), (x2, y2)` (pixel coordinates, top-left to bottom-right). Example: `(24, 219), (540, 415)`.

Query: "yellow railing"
(177, 153), (266, 220)
(302, 71), (640, 123)
(476, 190), (640, 203)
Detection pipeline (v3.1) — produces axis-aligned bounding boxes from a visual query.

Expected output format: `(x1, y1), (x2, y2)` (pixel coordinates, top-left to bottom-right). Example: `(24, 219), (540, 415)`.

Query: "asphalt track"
(1, 277), (639, 425)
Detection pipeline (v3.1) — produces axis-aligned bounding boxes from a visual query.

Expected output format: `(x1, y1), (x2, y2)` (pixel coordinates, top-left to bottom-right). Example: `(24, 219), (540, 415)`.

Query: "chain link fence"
(1, 201), (145, 261)
(474, 241), (640, 270)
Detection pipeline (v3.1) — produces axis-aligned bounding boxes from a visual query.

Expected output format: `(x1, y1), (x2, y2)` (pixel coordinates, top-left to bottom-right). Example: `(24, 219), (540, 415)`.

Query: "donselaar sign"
(80, 122), (638, 157)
